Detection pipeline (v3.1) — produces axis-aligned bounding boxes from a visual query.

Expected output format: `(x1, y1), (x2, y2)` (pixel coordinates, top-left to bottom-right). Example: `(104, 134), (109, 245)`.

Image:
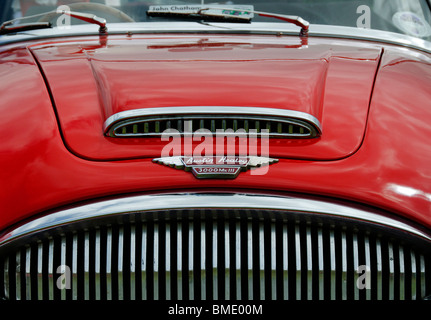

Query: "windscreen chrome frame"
(2, 22), (431, 54)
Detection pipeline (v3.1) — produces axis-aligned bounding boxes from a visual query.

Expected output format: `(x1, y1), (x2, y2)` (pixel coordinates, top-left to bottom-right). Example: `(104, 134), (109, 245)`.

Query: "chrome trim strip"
(2, 193), (430, 248)
(103, 106), (322, 138)
(3, 22), (431, 54)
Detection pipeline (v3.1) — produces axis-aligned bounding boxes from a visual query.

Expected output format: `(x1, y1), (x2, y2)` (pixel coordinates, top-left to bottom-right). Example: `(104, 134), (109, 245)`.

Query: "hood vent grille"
(103, 107), (321, 139)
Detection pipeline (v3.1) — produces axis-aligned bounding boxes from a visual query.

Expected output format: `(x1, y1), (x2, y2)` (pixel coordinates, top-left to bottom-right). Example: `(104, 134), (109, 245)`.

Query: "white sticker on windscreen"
(392, 11), (431, 38)
(147, 5), (254, 19)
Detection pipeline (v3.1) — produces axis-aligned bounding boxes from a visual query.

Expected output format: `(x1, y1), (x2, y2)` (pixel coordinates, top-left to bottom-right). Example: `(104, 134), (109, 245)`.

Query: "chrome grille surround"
(0, 193), (430, 300)
(103, 107), (322, 138)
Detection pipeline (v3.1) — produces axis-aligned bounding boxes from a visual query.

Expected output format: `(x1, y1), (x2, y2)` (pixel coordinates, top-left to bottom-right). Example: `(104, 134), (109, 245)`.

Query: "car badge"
(152, 156), (279, 179)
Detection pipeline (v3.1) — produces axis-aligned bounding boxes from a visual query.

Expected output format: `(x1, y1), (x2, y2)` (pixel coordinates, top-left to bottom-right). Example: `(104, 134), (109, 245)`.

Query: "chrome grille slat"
(141, 224), (147, 300)
(282, 224), (289, 300)
(259, 220), (265, 300)
(224, 220), (230, 300)
(176, 222), (182, 300)
(329, 229), (336, 300)
(420, 255), (426, 298)
(48, 238), (54, 300)
(188, 221), (193, 300)
(15, 250), (20, 300)
(4, 256), (9, 299)
(1, 210), (430, 300)
(165, 223), (171, 300)
(37, 242), (43, 300)
(25, 246), (31, 301)
(295, 224), (301, 300)
(341, 231), (347, 300)
(317, 228), (324, 300)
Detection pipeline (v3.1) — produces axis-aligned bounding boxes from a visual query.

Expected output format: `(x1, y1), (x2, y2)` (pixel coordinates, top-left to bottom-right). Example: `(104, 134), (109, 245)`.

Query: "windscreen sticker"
(392, 11), (431, 38)
(147, 5), (254, 19)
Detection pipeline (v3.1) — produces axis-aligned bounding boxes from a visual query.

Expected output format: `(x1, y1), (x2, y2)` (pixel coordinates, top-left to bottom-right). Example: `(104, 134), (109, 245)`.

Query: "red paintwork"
(1, 34), (431, 233)
(30, 35), (380, 160)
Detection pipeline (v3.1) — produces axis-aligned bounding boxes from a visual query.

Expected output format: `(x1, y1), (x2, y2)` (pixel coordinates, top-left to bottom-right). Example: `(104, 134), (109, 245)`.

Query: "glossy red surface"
(30, 35), (380, 160)
(0, 34), (431, 232)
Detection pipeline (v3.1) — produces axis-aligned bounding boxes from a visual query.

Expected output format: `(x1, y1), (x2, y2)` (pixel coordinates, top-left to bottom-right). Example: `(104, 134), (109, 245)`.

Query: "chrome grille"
(103, 107), (322, 138)
(1, 206), (430, 300)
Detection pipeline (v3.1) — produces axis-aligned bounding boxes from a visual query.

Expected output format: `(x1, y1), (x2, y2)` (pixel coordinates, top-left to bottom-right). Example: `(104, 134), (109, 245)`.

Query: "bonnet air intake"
(103, 107), (322, 138)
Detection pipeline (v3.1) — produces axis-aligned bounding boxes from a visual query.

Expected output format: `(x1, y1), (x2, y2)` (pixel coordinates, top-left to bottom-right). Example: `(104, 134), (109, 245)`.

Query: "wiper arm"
(54, 10), (107, 33)
(147, 6), (309, 36)
(0, 22), (51, 35)
(0, 9), (107, 35)
(198, 8), (309, 36)
(147, 8), (251, 23)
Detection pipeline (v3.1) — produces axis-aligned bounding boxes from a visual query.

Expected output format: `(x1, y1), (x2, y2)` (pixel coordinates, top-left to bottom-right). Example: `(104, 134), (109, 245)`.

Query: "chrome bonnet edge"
(1, 193), (430, 247)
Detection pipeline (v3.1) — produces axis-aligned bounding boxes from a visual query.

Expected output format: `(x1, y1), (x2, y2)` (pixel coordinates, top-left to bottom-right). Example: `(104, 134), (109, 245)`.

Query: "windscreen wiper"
(147, 6), (309, 36)
(0, 22), (51, 35)
(0, 9), (107, 35)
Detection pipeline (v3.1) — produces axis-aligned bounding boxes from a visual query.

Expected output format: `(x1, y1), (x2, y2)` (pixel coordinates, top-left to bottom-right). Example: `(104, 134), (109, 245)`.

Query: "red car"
(0, 0), (430, 302)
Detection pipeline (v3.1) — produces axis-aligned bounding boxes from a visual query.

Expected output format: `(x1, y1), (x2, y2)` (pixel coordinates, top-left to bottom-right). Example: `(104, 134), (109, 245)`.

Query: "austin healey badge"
(152, 156), (279, 179)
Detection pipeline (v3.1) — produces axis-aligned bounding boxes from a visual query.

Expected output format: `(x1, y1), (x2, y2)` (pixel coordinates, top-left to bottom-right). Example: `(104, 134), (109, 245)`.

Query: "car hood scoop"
(30, 35), (381, 161)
